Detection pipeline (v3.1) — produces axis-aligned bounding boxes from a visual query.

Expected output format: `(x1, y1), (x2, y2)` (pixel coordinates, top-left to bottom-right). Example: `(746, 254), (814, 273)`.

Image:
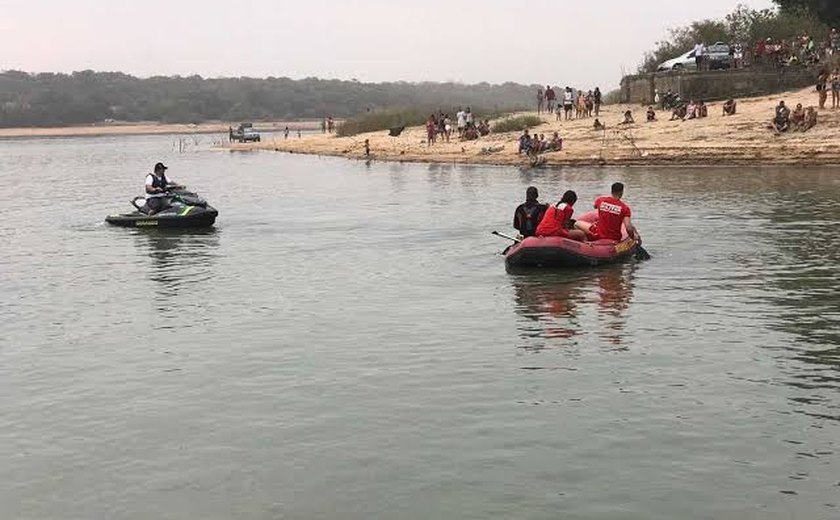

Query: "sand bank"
(224, 87), (840, 166)
(0, 121), (321, 139)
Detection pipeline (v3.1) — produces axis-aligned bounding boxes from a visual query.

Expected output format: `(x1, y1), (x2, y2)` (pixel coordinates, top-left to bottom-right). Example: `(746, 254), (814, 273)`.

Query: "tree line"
(0, 70), (535, 128)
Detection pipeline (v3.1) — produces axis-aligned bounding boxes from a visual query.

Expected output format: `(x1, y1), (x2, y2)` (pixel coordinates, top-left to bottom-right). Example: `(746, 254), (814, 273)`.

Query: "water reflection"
(512, 265), (636, 351)
(749, 181), (840, 422)
(133, 229), (220, 321)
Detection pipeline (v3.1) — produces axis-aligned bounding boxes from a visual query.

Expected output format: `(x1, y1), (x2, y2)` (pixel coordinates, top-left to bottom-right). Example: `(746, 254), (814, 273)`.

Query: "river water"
(1, 135), (839, 519)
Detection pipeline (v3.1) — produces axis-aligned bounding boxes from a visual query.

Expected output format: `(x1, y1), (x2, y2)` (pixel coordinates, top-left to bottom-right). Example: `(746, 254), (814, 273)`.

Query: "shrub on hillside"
(336, 110), (427, 137)
(491, 115), (542, 134)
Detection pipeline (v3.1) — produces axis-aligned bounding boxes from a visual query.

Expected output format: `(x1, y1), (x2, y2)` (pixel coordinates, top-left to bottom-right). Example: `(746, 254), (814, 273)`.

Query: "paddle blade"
(635, 245), (652, 261)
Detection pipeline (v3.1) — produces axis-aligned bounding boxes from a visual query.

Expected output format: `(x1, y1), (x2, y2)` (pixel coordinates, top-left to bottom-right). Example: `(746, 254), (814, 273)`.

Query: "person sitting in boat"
(513, 186), (547, 238)
(145, 162), (184, 214)
(574, 182), (641, 243)
(535, 190), (587, 242)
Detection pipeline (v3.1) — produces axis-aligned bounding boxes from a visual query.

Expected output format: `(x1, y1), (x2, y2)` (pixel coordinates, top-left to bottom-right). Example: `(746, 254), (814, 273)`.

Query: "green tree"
(774, 0), (840, 26)
(0, 71), (537, 128)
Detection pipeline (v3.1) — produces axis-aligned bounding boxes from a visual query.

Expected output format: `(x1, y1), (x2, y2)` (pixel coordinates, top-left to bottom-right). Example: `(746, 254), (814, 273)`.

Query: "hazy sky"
(0, 0), (775, 88)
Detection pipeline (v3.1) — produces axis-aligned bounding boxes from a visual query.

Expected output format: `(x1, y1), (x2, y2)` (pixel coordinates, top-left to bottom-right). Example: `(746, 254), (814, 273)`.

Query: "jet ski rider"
(145, 162), (184, 214)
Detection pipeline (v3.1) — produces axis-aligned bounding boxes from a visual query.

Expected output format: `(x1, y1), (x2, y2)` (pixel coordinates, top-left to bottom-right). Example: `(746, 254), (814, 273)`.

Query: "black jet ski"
(105, 189), (218, 228)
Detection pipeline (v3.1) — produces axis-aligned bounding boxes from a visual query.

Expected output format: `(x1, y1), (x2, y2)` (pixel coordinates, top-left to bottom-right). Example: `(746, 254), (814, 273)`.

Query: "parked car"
(230, 122), (261, 142)
(241, 127), (261, 142)
(657, 42), (731, 71)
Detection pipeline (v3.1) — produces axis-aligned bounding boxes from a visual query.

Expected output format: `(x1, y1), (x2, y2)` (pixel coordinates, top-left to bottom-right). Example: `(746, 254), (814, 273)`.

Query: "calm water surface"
(1, 135), (839, 519)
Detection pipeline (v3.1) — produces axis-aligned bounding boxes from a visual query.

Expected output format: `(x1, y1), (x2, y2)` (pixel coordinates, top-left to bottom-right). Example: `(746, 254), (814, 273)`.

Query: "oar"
(635, 242), (651, 261)
(491, 231), (521, 243)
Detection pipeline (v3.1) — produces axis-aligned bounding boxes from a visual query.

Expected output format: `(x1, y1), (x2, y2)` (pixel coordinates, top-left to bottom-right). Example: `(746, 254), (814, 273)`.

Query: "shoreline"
(0, 120), (321, 140)
(222, 87), (840, 167)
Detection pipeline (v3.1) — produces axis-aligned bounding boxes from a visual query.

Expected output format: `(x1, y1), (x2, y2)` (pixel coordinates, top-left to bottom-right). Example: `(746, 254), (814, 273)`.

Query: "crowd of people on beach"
(607, 80), (825, 137)
(691, 29), (840, 71)
(320, 117), (335, 134)
(424, 107), (491, 146)
(768, 100), (818, 133)
(815, 69), (840, 109)
(665, 99), (708, 121)
(751, 29), (840, 68)
(538, 86), (603, 121)
(518, 130), (563, 155)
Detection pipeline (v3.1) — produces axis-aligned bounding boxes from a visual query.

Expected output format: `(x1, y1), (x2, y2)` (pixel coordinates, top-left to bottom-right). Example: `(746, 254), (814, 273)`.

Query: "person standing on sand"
(831, 70), (840, 109)
(537, 86), (544, 114)
(694, 42), (705, 71)
(443, 114), (452, 143)
(733, 42), (744, 68)
(817, 71), (829, 109)
(320, 119), (326, 133)
(465, 107), (474, 126)
(364, 139), (370, 157)
(576, 92), (587, 119)
(545, 86), (556, 114)
(327, 117), (334, 133)
(426, 115), (437, 146)
(594, 87), (602, 117)
(563, 87), (574, 120)
(284, 126), (290, 139)
(456, 107), (466, 138)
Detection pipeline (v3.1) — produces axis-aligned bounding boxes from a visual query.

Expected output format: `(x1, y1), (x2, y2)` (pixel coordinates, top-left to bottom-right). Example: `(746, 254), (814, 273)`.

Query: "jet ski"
(105, 188), (218, 228)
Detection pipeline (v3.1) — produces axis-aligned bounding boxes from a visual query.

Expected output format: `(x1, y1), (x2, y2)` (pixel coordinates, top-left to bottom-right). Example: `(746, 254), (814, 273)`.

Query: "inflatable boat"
(504, 211), (638, 269)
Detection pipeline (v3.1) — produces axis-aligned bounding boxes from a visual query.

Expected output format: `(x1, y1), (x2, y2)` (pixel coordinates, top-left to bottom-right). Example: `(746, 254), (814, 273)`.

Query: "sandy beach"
(0, 120), (321, 139)
(224, 87), (840, 166)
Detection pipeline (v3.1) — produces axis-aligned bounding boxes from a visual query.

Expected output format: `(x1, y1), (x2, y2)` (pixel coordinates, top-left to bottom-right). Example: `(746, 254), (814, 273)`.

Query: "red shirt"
(593, 196), (631, 241)
(536, 203), (573, 237)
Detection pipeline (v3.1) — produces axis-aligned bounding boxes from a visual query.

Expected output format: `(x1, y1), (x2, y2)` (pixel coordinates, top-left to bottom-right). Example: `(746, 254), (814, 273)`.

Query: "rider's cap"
(154, 162), (168, 172)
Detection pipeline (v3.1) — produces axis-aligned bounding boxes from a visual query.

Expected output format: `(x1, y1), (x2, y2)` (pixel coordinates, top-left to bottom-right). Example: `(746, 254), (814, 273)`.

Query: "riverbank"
(224, 87), (840, 166)
(0, 120), (321, 139)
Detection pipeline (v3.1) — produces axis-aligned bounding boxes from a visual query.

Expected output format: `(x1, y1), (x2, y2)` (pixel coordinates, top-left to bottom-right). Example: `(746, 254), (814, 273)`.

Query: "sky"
(0, 0), (776, 89)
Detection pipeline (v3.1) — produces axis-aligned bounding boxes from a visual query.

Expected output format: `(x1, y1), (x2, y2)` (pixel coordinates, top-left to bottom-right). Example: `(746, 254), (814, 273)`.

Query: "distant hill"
(0, 70), (535, 128)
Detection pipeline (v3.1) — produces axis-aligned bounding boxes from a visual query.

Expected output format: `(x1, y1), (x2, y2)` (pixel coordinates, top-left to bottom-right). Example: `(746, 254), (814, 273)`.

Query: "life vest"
(146, 172), (169, 198)
(536, 203), (573, 237)
(516, 203), (546, 237)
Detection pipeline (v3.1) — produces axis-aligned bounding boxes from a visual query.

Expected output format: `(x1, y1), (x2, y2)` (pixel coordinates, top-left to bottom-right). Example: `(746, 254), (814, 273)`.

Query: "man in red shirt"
(575, 182), (641, 242)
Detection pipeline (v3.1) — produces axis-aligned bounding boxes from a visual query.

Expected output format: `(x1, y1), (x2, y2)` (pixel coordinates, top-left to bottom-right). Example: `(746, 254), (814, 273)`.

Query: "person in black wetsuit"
(513, 186), (547, 238)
